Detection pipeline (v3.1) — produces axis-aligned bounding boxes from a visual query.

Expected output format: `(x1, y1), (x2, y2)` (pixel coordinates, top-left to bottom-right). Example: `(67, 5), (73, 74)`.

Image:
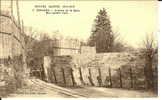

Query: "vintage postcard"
(0, 0), (159, 98)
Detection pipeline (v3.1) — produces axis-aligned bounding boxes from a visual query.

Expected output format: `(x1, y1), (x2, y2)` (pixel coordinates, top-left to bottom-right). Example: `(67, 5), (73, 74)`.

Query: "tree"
(140, 33), (158, 90)
(23, 27), (39, 68)
(108, 30), (128, 52)
(88, 8), (113, 53)
(23, 27), (54, 69)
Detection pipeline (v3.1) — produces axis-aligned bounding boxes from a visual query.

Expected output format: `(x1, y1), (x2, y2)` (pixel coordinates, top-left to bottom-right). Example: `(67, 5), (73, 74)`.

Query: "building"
(0, 1), (24, 63)
(53, 38), (81, 56)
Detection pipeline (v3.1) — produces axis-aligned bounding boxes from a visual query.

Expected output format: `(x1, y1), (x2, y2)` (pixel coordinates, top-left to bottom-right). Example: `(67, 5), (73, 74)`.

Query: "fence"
(31, 55), (157, 90)
(33, 64), (157, 90)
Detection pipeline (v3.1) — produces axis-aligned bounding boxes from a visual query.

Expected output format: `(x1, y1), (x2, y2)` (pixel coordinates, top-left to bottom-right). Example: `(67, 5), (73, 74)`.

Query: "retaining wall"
(0, 12), (25, 97)
(43, 52), (153, 89)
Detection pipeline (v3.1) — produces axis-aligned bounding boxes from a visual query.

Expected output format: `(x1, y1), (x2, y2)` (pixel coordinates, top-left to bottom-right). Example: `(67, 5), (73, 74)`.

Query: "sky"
(1, 0), (159, 48)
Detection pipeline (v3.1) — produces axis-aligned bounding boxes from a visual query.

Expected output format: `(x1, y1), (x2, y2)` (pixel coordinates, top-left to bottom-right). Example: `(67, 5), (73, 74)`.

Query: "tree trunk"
(144, 56), (154, 90)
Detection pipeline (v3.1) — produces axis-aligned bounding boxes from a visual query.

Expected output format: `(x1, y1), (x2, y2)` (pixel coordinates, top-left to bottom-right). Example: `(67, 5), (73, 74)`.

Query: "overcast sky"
(1, 0), (158, 47)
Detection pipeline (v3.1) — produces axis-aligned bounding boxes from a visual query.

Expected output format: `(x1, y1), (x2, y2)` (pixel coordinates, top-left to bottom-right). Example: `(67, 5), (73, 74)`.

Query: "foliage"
(24, 28), (54, 69)
(88, 8), (114, 53)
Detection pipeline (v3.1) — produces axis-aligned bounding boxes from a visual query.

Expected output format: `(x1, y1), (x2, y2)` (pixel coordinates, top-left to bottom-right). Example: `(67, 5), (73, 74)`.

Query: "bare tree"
(24, 27), (38, 46)
(23, 27), (40, 69)
(141, 33), (158, 90)
(109, 30), (127, 52)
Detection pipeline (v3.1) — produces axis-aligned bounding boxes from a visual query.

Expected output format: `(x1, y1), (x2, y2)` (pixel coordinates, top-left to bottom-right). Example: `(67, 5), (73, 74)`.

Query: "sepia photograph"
(0, 0), (159, 98)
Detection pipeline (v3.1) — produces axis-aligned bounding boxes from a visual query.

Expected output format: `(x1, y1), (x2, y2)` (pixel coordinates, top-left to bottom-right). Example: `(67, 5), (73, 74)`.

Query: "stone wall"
(0, 12), (25, 97)
(0, 14), (23, 59)
(81, 46), (96, 54)
(43, 52), (150, 89)
(43, 56), (75, 87)
(71, 52), (146, 88)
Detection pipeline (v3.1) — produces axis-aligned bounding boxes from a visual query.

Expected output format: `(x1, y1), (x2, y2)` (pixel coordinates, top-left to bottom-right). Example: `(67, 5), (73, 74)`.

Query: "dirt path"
(8, 78), (157, 98)
(68, 87), (157, 98)
(9, 78), (82, 98)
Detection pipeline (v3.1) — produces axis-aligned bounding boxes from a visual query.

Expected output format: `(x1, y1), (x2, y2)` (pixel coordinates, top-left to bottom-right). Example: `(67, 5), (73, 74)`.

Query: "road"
(9, 78), (157, 98)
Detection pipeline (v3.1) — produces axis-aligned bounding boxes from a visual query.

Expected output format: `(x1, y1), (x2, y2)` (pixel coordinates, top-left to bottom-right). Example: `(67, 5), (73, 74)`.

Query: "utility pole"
(10, 0), (14, 59)
(16, 0), (21, 26)
(21, 20), (28, 77)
